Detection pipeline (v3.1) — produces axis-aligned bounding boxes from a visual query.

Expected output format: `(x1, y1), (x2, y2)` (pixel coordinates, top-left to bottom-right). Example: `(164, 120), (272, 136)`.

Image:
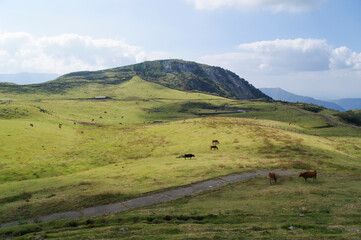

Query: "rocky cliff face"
(131, 59), (269, 100)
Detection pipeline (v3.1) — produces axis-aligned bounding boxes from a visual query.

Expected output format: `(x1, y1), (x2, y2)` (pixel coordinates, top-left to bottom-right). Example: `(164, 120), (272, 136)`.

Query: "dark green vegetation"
(336, 110), (361, 126)
(0, 61), (360, 239)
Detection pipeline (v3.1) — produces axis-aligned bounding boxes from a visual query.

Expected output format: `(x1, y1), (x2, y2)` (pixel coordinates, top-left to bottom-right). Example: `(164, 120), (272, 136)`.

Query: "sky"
(0, 0), (360, 99)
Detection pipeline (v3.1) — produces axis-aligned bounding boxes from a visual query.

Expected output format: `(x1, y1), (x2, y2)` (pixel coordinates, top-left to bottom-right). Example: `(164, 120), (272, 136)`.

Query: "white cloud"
(201, 38), (361, 74)
(186, 0), (324, 12)
(0, 32), (166, 74)
(237, 38), (331, 72)
(330, 46), (361, 70)
(199, 38), (361, 98)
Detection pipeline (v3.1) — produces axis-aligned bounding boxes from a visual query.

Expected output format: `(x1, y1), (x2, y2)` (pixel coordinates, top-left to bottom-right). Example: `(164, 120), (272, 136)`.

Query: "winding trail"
(1, 170), (297, 229)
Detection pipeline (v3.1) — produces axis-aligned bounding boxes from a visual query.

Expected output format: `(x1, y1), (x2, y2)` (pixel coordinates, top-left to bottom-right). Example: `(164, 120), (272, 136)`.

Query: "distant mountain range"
(0, 59), (269, 100)
(331, 98), (361, 111)
(260, 88), (361, 111)
(0, 73), (59, 85)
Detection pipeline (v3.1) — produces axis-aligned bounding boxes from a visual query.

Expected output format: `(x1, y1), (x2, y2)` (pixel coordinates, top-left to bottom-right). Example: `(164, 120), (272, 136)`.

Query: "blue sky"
(0, 0), (360, 99)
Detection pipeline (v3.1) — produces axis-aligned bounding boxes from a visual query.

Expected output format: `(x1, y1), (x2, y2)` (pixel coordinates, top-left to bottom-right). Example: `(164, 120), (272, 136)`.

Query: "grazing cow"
(99, 116), (102, 118)
(212, 139), (220, 145)
(58, 124), (62, 129)
(210, 145), (218, 150)
(30, 123), (34, 127)
(183, 154), (195, 159)
(104, 111), (107, 114)
(299, 170), (317, 183)
(81, 131), (84, 134)
(267, 172), (277, 184)
(74, 122), (76, 125)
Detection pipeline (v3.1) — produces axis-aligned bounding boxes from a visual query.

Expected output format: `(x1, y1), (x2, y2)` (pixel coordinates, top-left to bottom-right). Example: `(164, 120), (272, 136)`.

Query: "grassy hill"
(0, 72), (360, 238)
(0, 59), (269, 100)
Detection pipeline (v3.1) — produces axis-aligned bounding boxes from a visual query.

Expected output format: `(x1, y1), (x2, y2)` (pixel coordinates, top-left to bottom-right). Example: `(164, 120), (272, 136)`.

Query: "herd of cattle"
(29, 122), (318, 185)
(268, 170), (317, 184)
(182, 139), (318, 184)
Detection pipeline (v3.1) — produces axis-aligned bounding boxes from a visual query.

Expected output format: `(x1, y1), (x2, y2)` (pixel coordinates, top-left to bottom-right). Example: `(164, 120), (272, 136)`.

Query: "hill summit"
(129, 60), (268, 100)
(1, 59), (269, 100)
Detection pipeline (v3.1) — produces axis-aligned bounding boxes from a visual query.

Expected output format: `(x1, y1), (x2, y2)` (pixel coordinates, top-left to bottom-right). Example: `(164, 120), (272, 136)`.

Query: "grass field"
(1, 76), (360, 239)
(1, 174), (360, 239)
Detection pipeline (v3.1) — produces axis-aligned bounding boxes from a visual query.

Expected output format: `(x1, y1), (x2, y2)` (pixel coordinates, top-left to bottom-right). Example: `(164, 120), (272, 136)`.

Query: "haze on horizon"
(0, 0), (360, 99)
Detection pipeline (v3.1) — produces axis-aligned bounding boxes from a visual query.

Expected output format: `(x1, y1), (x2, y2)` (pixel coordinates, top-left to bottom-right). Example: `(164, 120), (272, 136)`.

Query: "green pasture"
(1, 173), (360, 239)
(1, 76), (360, 238)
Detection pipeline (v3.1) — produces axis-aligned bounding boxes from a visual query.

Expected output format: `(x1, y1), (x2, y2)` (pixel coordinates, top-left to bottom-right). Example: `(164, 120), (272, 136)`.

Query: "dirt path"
(1, 170), (297, 228)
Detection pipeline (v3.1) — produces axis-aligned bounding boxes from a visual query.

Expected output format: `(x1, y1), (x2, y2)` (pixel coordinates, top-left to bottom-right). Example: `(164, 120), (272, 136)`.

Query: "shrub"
(300, 103), (324, 113)
(335, 110), (361, 126)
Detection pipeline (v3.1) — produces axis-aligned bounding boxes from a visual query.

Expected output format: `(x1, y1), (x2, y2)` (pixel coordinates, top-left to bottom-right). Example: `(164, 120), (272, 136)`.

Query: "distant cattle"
(92, 119), (94, 122)
(30, 123), (34, 127)
(74, 122), (77, 125)
(210, 145), (218, 150)
(299, 170), (317, 183)
(104, 111), (107, 114)
(212, 139), (219, 145)
(183, 154), (195, 159)
(81, 131), (84, 134)
(99, 116), (102, 118)
(267, 172), (277, 184)
(58, 124), (62, 129)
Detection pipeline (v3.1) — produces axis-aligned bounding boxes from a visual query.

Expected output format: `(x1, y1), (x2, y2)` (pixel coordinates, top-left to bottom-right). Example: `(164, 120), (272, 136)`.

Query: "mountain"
(331, 98), (361, 111)
(0, 59), (269, 100)
(0, 72), (59, 85)
(130, 60), (269, 100)
(260, 88), (345, 111)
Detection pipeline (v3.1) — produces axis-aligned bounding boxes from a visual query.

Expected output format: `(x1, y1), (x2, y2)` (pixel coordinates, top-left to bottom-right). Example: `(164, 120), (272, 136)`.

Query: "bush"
(300, 103), (324, 113)
(335, 111), (361, 126)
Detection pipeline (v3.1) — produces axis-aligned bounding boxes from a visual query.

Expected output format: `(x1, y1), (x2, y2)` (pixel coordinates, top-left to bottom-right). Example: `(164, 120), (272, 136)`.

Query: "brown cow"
(212, 139), (220, 145)
(30, 123), (34, 127)
(267, 172), (277, 184)
(210, 145), (218, 150)
(58, 124), (62, 129)
(299, 170), (317, 183)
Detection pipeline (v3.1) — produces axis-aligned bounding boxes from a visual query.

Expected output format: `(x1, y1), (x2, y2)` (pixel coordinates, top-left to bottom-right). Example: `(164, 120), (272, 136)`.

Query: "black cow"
(183, 154), (195, 159)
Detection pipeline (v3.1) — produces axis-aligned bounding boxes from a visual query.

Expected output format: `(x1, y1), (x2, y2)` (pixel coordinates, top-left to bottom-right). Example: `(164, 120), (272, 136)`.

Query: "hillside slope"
(1, 74), (361, 239)
(0, 59), (269, 100)
(131, 60), (268, 100)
